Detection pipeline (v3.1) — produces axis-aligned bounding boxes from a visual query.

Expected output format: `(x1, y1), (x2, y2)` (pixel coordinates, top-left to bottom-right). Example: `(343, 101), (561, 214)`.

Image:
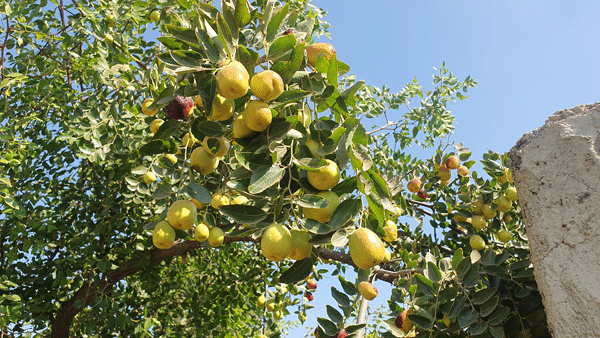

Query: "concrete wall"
(507, 102), (600, 338)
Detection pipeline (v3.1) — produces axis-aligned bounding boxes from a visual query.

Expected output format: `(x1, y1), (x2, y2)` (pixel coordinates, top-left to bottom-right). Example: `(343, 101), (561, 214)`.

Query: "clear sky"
(287, 1), (600, 336)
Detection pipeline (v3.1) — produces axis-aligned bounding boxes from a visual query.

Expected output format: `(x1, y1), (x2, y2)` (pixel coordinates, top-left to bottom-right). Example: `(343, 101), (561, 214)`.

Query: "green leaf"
(139, 139), (177, 156)
(427, 262), (442, 284)
(481, 249), (497, 266)
(408, 313), (433, 330)
(470, 322), (488, 335)
(296, 194), (329, 209)
(472, 287), (497, 305)
(221, 3), (239, 43)
(152, 119), (184, 140)
(165, 25), (200, 49)
(462, 264), (480, 288)
(196, 28), (220, 63)
(326, 305), (343, 324)
(317, 317), (338, 336)
(248, 165), (284, 194)
(490, 325), (505, 338)
(458, 308), (479, 328)
(155, 86), (175, 105)
(198, 3), (219, 19)
(268, 34), (296, 61)
(480, 296), (499, 317)
(337, 275), (357, 295)
(439, 287), (458, 302)
(153, 183), (172, 200)
(267, 118), (292, 141)
(336, 60), (350, 76)
(266, 3), (288, 43)
(157, 37), (184, 51)
(216, 14), (233, 58)
(328, 198), (361, 231)
(304, 219), (333, 235)
(219, 205), (268, 225)
(414, 273), (436, 297)
(237, 45), (260, 78)
(193, 120), (224, 137)
(327, 53), (338, 87)
(271, 89), (311, 107)
(234, 0), (251, 27)
(2, 281), (18, 288)
(456, 256), (471, 281)
(279, 257), (313, 283)
(331, 287), (351, 307)
(487, 306), (509, 326)
(170, 50), (205, 69)
(340, 80), (365, 100)
(365, 193), (384, 225)
(271, 42), (307, 84)
(449, 295), (467, 318)
(352, 144), (373, 171)
(344, 324), (366, 335)
(331, 177), (357, 196)
(293, 157), (327, 171)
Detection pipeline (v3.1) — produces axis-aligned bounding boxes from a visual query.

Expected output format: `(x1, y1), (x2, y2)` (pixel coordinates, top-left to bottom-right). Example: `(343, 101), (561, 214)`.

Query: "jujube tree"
(0, 1), (547, 337)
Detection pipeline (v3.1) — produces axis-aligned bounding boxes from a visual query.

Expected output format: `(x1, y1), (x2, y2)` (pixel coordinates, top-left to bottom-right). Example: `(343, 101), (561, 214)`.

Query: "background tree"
(0, 1), (546, 337)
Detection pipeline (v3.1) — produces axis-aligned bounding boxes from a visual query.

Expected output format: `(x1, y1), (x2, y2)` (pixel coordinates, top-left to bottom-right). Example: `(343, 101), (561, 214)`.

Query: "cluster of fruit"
(143, 43), (337, 253)
(407, 154), (518, 253)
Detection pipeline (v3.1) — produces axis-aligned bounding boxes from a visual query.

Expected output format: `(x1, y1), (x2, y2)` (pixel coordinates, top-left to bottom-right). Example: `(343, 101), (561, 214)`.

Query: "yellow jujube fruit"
(261, 223), (292, 262)
(307, 159), (340, 191)
(210, 192), (230, 209)
(348, 227), (385, 270)
(250, 70), (284, 102)
(142, 98), (158, 116)
(231, 195), (249, 205)
(306, 42), (336, 68)
(190, 147), (219, 175)
(167, 200), (197, 231)
(216, 60), (249, 100)
(181, 132), (198, 148)
(382, 220), (398, 242)
(211, 94), (235, 121)
(243, 100), (272, 132)
(143, 171), (156, 184)
(232, 113), (256, 139)
(288, 229), (313, 261)
(202, 136), (230, 157)
(194, 223), (210, 242)
(208, 227), (225, 247)
(302, 190), (340, 223)
(152, 221), (175, 249)
(149, 119), (164, 134)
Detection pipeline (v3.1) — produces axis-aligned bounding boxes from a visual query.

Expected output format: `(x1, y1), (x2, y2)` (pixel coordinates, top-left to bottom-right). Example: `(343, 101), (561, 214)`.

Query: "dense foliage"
(0, 1), (548, 337)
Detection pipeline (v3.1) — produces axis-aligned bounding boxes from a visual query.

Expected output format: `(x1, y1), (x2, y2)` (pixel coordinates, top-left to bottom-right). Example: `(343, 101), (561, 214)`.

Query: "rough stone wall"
(507, 102), (600, 338)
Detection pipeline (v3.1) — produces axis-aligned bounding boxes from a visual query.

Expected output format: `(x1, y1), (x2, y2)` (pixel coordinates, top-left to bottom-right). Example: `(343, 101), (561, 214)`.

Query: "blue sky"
(287, 1), (600, 336)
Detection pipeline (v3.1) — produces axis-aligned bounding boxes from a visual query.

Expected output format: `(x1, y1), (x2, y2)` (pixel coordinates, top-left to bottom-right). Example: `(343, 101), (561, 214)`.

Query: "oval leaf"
(219, 205), (268, 225)
(248, 165), (284, 194)
(279, 257), (313, 284)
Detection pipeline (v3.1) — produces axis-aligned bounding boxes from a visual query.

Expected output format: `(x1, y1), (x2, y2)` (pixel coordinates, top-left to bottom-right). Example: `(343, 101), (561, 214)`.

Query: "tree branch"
(50, 235), (255, 337)
(52, 235), (416, 336)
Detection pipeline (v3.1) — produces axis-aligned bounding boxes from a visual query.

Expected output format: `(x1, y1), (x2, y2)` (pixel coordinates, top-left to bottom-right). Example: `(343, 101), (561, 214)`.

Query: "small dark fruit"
(165, 95), (194, 119)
